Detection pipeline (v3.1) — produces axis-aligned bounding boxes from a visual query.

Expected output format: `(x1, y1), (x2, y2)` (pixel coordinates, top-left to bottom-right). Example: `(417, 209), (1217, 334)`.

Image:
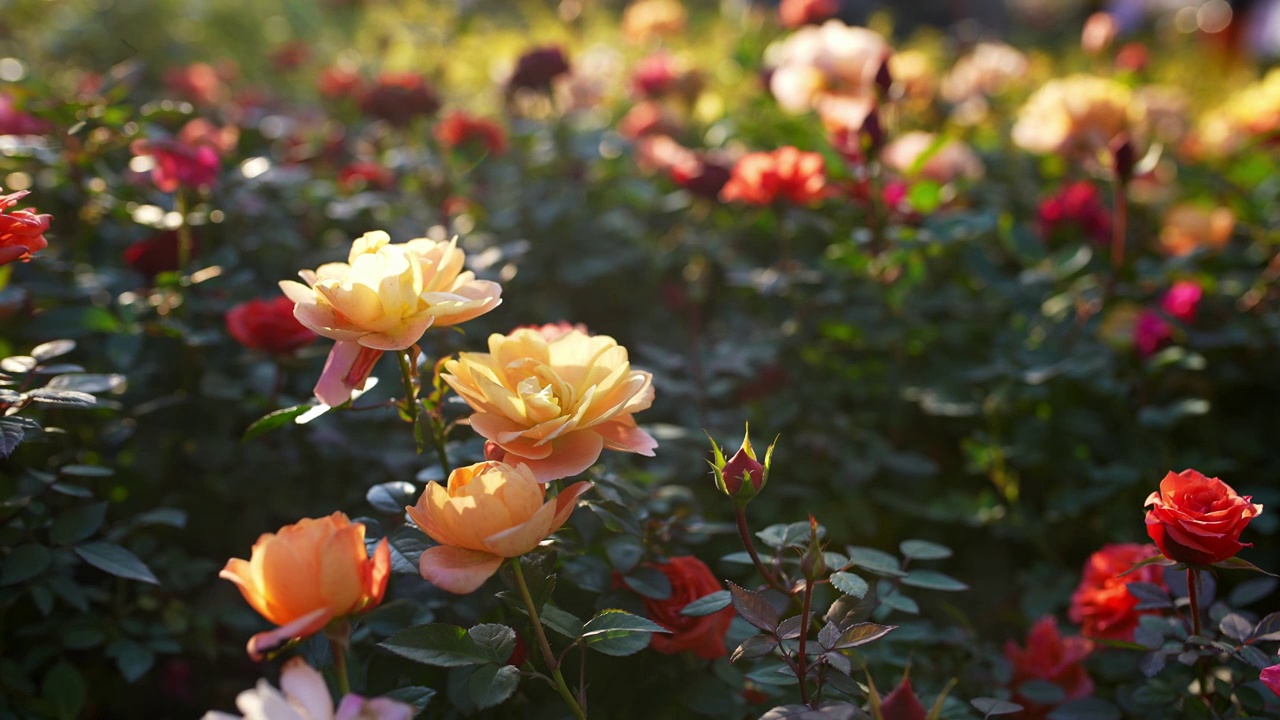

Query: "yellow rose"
(443, 327), (657, 482)
(1012, 75), (1138, 160)
(219, 513), (390, 660)
(407, 461), (592, 594)
(280, 231), (502, 406)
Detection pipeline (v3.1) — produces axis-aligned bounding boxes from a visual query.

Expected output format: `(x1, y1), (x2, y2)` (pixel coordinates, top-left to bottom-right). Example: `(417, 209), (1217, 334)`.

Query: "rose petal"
(418, 545), (504, 595)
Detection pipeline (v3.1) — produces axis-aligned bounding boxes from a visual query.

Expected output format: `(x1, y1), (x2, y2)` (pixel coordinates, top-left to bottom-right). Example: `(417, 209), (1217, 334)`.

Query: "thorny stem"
(735, 507), (788, 594)
(797, 579), (814, 707)
(396, 349), (419, 422)
(1187, 568), (1202, 637)
(510, 559), (587, 720)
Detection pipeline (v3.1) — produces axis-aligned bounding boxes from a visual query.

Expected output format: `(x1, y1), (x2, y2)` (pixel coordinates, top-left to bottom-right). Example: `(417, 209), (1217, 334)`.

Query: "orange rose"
(407, 461), (592, 594)
(1068, 543), (1166, 641)
(1144, 469), (1263, 566)
(721, 147), (827, 206)
(220, 513), (390, 660)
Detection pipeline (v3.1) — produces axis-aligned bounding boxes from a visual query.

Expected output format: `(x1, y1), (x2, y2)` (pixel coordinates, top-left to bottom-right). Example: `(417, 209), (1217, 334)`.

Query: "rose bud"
(1144, 469), (1263, 566)
(406, 461), (592, 594)
(225, 296), (316, 355)
(799, 514), (826, 582)
(877, 675), (929, 720)
(219, 513), (390, 660)
(708, 424), (776, 505)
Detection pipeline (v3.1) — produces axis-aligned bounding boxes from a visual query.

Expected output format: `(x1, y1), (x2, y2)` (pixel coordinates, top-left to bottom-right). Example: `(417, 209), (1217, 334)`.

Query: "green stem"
(510, 559), (587, 720)
(175, 191), (193, 273)
(328, 631), (351, 696)
(396, 349), (418, 421)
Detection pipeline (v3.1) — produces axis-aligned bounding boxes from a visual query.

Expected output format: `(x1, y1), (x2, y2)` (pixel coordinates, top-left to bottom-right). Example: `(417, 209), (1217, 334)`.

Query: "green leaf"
(42, 661), (86, 720)
(539, 604), (585, 639)
(60, 464), (114, 478)
(131, 508), (187, 528)
(1228, 577), (1278, 606)
(898, 539), (952, 560)
(74, 542), (159, 584)
(1, 544), (52, 585)
(901, 570), (969, 592)
(1212, 557), (1279, 577)
(0, 418), (25, 458)
(380, 624), (493, 667)
(879, 592), (919, 615)
(622, 566), (672, 600)
(1047, 698), (1121, 720)
(680, 590), (732, 617)
(31, 340), (76, 362)
(467, 624), (517, 665)
(829, 572), (869, 599)
(731, 634), (779, 662)
(367, 481), (416, 514)
(831, 622), (895, 649)
(49, 502), (108, 545)
(106, 639), (155, 682)
(242, 404), (312, 441)
(381, 686), (436, 712)
(971, 698), (1024, 717)
(907, 181), (943, 214)
(846, 547), (905, 577)
(581, 609), (670, 656)
(467, 664), (520, 710)
(1018, 680), (1066, 704)
(728, 581), (780, 632)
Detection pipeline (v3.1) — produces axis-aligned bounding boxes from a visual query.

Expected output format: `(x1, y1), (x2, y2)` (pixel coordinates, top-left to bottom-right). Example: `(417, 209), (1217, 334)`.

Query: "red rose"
(0, 93), (50, 136)
(1038, 181), (1111, 246)
(1005, 616), (1093, 720)
(318, 65), (364, 99)
(1144, 469), (1263, 566)
(131, 138), (220, 193)
(879, 676), (928, 720)
(338, 162), (395, 192)
(226, 297), (316, 355)
(507, 47), (571, 93)
(124, 231), (197, 278)
(721, 147), (827, 206)
(433, 112), (508, 156)
(779, 0), (839, 28)
(163, 62), (225, 106)
(0, 189), (51, 266)
(1068, 543), (1166, 641)
(360, 73), (440, 127)
(638, 556), (732, 660)
(1261, 663), (1280, 696)
(617, 101), (679, 140)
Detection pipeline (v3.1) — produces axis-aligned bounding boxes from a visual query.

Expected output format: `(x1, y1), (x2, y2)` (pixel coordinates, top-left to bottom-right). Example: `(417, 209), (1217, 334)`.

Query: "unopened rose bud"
(799, 515), (826, 581)
(708, 424), (776, 506)
(875, 58), (893, 96)
(1110, 134), (1135, 184)
(860, 106), (884, 156)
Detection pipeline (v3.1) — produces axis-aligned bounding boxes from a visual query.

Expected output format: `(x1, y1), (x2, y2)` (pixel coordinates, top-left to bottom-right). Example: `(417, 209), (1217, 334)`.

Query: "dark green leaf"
(467, 624), (517, 665)
(44, 374), (125, 394)
(581, 609), (670, 656)
(1018, 680), (1066, 704)
(60, 464), (114, 478)
(0, 418), (25, 458)
(731, 634), (779, 662)
(382, 686), (436, 711)
(27, 388), (96, 407)
(242, 405), (312, 441)
(901, 570), (968, 592)
(623, 566), (672, 600)
(367, 481), (416, 514)
(74, 542), (159, 584)
(1219, 614), (1252, 642)
(728, 581), (779, 633)
(1047, 698), (1122, 720)
(31, 340), (75, 362)
(898, 539), (952, 560)
(1212, 557), (1279, 577)
(539, 604), (585, 639)
(106, 639), (155, 682)
(971, 698), (1023, 717)
(131, 508), (187, 528)
(1126, 582), (1171, 610)
(680, 590), (732, 617)
(42, 661), (86, 720)
(49, 501), (108, 545)
(468, 664), (520, 710)
(380, 624), (491, 667)
(1, 544), (52, 585)
(1228, 577), (1278, 606)
(846, 547), (905, 577)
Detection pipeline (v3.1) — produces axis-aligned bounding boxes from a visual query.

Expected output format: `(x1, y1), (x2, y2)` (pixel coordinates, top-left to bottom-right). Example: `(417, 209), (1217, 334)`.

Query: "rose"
(721, 147), (827, 206)
(124, 230), (195, 279)
(1081, 12), (1118, 55)
(131, 137), (221, 192)
(778, 0), (839, 29)
(635, 556), (732, 660)
(765, 21), (891, 120)
(433, 111), (508, 155)
(226, 297), (317, 355)
(1160, 281), (1202, 323)
(877, 676), (929, 720)
(1133, 309), (1172, 358)
(442, 326), (656, 482)
(1012, 75), (1139, 160)
(1144, 469), (1263, 566)
(1068, 543), (1167, 641)
(1005, 616), (1093, 720)
(1159, 204), (1235, 256)
(280, 231), (502, 406)
(359, 73), (440, 127)
(0, 189), (50, 266)
(1262, 663), (1280, 696)
(621, 0), (687, 45)
(406, 461), (592, 594)
(506, 47), (571, 92)
(879, 131), (984, 183)
(219, 513), (390, 660)
(1038, 181), (1110, 246)
(203, 657), (412, 720)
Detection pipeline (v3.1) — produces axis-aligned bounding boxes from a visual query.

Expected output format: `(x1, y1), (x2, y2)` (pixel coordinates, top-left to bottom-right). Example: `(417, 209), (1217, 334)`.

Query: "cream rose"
(443, 327), (656, 482)
(280, 231), (502, 406)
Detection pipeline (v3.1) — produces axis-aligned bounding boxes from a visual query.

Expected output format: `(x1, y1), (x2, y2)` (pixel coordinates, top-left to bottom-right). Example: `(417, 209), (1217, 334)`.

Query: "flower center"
(517, 376), (562, 424)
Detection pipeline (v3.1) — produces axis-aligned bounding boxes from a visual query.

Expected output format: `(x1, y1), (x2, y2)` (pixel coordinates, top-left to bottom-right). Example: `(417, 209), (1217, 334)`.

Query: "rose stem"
(175, 190), (194, 273)
(1110, 174), (1128, 281)
(326, 622), (351, 696)
(510, 559), (588, 720)
(1186, 568), (1202, 637)
(797, 578), (814, 707)
(735, 507), (788, 594)
(396, 349), (418, 422)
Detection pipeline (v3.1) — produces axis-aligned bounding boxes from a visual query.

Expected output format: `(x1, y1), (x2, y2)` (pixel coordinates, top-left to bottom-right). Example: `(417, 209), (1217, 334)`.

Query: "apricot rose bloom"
(407, 461), (592, 593)
(220, 513), (390, 660)
(280, 231), (502, 406)
(442, 327), (657, 482)
(1144, 469), (1263, 566)
(1158, 204), (1235, 256)
(203, 657), (412, 720)
(880, 131), (983, 183)
(766, 20), (890, 126)
(1012, 75), (1140, 160)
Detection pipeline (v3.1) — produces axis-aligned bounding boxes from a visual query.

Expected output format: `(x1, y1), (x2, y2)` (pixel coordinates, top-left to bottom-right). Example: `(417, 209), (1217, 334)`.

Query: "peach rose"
(442, 327), (656, 481)
(280, 231), (502, 406)
(407, 461), (592, 594)
(220, 513), (390, 660)
(766, 20), (891, 124)
(1145, 469), (1263, 566)
(880, 131), (983, 183)
(203, 657), (412, 720)
(1012, 75), (1139, 160)
(621, 0), (687, 45)
(1158, 204), (1235, 256)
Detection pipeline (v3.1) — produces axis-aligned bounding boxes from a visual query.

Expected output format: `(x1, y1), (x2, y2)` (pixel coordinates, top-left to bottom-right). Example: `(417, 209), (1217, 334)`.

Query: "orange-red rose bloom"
(433, 111), (508, 155)
(220, 513), (390, 660)
(721, 147), (827, 206)
(0, 190), (51, 266)
(226, 297), (317, 355)
(1005, 616), (1093, 720)
(1144, 469), (1263, 566)
(638, 556), (732, 660)
(1068, 543), (1166, 641)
